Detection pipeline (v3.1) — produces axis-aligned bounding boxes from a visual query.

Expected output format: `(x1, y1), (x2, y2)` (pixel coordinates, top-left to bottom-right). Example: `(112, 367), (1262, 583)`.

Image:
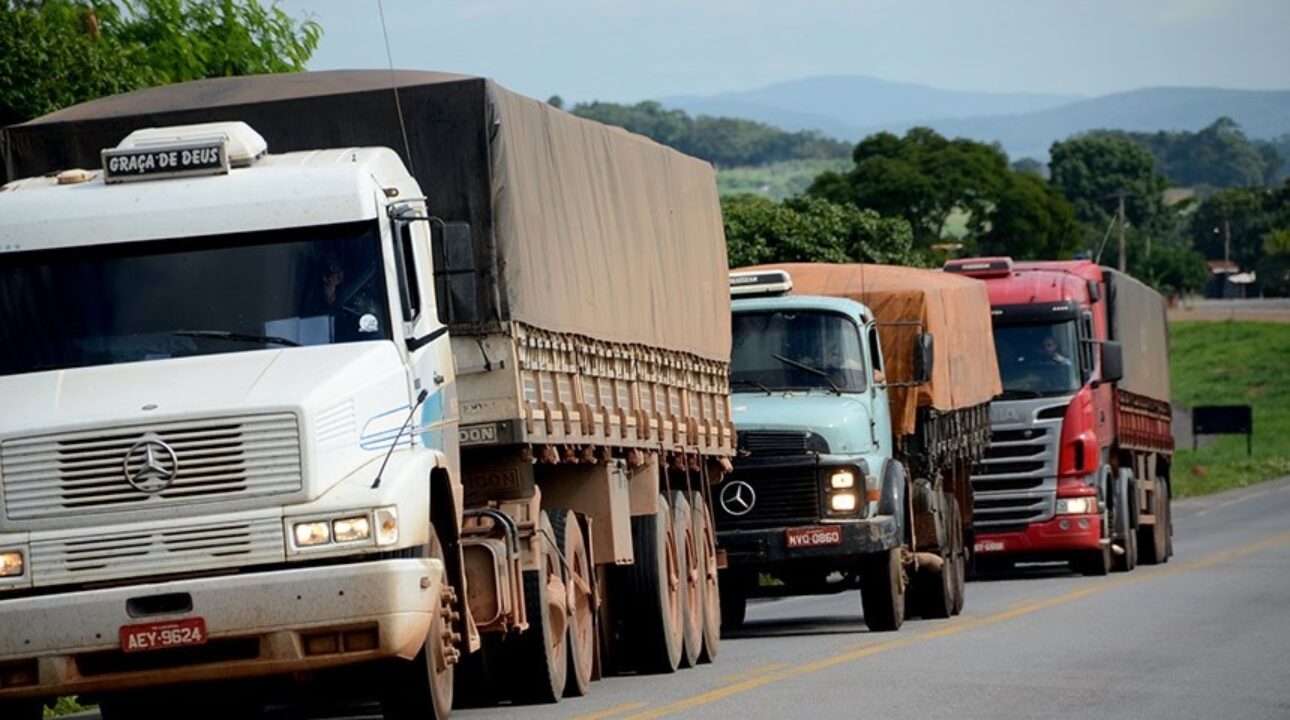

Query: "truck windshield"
(0, 221), (392, 376)
(730, 310), (867, 393)
(992, 320), (1081, 397)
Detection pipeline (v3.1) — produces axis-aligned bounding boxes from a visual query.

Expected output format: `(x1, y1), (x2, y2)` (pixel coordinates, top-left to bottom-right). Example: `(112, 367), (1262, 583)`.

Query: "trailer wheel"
(1112, 469), (1138, 573)
(859, 546), (905, 632)
(0, 701), (42, 720)
(671, 491), (702, 668)
(627, 494), (683, 673)
(381, 523), (456, 720)
(1138, 478), (1170, 565)
(691, 490), (721, 663)
(503, 511), (568, 704)
(549, 508), (594, 698)
(1164, 481), (1174, 560)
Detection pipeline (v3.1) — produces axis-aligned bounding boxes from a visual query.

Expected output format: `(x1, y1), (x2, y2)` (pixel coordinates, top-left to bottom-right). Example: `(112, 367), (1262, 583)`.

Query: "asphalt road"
(74, 477), (1290, 720)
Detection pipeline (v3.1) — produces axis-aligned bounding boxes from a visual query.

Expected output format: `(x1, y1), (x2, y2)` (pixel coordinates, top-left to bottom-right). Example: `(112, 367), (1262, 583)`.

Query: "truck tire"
(382, 523), (456, 720)
(860, 546), (905, 632)
(0, 701), (42, 720)
(1138, 479), (1170, 565)
(719, 573), (748, 630)
(671, 491), (702, 668)
(908, 493), (956, 620)
(626, 495), (684, 673)
(549, 508), (594, 698)
(504, 511), (568, 704)
(1112, 469), (1138, 573)
(691, 490), (721, 663)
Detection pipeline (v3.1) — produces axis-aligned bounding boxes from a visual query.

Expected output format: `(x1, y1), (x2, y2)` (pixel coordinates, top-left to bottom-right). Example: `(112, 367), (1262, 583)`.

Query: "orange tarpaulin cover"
(741, 263), (1002, 436)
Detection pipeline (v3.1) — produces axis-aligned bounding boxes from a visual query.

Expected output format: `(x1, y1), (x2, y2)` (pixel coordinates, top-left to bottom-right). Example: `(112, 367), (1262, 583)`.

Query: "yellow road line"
(603, 530), (1290, 720)
(718, 662), (787, 683)
(568, 701), (648, 720)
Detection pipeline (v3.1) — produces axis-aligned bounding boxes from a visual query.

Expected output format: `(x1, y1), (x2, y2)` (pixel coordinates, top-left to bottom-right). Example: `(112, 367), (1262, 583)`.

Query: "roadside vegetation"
(1170, 320), (1290, 496)
(717, 158), (850, 201)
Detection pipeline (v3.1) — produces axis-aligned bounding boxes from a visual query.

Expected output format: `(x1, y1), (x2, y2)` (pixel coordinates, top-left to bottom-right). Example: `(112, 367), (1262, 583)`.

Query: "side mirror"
(432, 221), (479, 325)
(1100, 341), (1124, 384)
(913, 332), (934, 384)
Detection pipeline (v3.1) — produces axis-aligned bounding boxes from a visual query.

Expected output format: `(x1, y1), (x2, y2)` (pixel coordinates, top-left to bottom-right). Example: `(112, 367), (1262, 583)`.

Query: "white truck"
(0, 71), (733, 719)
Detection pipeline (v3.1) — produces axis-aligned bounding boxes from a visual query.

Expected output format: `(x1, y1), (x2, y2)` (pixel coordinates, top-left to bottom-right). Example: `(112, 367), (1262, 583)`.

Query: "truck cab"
(945, 257), (1140, 575)
(718, 271), (909, 631)
(0, 122), (462, 717)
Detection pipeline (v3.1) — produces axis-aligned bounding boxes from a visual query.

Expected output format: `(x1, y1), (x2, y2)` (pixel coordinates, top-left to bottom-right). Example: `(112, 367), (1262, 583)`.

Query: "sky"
(279, 0), (1290, 104)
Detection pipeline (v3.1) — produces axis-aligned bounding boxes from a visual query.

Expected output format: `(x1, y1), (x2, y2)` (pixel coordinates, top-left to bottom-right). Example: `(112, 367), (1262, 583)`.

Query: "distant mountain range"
(658, 76), (1290, 161)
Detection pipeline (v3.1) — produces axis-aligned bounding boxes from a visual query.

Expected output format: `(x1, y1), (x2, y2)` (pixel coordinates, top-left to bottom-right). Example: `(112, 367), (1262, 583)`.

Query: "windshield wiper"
(731, 377), (774, 394)
(173, 330), (300, 348)
(771, 354), (842, 395)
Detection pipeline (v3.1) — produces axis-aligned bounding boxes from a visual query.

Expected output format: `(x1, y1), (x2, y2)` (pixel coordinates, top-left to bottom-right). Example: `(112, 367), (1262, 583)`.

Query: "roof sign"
(944, 256), (1014, 278)
(102, 140), (229, 184)
(730, 269), (793, 297)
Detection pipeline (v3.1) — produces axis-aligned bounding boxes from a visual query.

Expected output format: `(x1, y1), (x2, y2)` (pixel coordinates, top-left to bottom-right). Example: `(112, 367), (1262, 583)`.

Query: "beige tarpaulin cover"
(486, 85), (731, 361)
(743, 263), (1002, 436)
(1104, 268), (1171, 402)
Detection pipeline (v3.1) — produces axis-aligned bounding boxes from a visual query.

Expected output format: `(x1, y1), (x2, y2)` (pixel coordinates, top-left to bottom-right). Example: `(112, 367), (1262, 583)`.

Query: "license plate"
(785, 526), (843, 549)
(120, 618), (208, 653)
(974, 539), (1006, 553)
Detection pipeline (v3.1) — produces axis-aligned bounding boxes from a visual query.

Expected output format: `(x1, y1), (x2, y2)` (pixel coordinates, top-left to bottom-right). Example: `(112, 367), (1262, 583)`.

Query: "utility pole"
(1117, 193), (1127, 273)
(1224, 218), (1231, 266)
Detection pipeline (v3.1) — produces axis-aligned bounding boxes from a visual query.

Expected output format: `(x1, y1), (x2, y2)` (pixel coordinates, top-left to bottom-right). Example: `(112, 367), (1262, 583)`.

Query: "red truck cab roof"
(946, 256), (1103, 307)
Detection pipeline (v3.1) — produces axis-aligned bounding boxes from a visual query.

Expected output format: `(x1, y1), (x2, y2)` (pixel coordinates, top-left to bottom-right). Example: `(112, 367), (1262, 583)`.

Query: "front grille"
(714, 466), (820, 530)
(737, 430), (829, 456)
(30, 516), (285, 587)
(972, 400), (1067, 529)
(973, 495), (1055, 525)
(2, 414), (303, 520)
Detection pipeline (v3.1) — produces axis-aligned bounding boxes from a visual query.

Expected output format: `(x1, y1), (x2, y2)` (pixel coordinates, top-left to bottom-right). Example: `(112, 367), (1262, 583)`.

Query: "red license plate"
(785, 526), (843, 549)
(120, 618), (208, 653)
(974, 539), (1006, 553)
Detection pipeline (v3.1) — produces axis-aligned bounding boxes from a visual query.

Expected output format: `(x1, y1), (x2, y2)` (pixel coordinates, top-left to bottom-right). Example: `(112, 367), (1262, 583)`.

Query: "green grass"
(717, 159), (851, 201)
(1170, 321), (1290, 497)
(47, 697), (92, 718)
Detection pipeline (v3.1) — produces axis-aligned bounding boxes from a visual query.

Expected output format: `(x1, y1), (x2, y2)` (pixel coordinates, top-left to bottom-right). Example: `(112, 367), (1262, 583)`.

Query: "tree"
(569, 100), (850, 167)
(1049, 135), (1168, 231)
(722, 194), (920, 269)
(546, 95), (564, 110)
(1125, 237), (1209, 297)
(1189, 187), (1280, 268)
(1087, 118), (1281, 189)
(1011, 157), (1047, 178)
(1256, 228), (1290, 297)
(807, 127), (1011, 247)
(976, 171), (1079, 260)
(1, 0), (321, 123)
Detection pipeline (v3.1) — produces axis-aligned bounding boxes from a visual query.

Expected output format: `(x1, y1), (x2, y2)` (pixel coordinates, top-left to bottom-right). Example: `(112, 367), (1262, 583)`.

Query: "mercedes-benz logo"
(123, 437), (180, 493)
(719, 480), (757, 517)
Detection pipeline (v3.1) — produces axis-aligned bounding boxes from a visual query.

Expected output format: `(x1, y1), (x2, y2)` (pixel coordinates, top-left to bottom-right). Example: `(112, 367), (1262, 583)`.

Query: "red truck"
(943, 257), (1174, 574)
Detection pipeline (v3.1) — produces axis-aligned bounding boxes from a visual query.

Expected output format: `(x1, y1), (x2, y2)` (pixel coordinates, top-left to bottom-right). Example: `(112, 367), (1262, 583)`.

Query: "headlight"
(1056, 497), (1097, 515)
(829, 470), (856, 489)
(0, 551), (23, 578)
(332, 516), (372, 543)
(830, 492), (858, 512)
(293, 521), (332, 547)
